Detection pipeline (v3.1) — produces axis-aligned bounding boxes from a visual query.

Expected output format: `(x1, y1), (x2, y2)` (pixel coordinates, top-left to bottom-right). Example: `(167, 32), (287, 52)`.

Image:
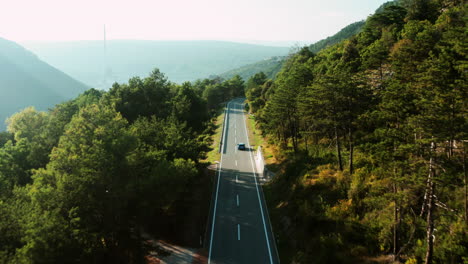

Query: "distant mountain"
(22, 40), (291, 88)
(0, 38), (88, 130)
(219, 21), (365, 81)
(219, 56), (286, 80)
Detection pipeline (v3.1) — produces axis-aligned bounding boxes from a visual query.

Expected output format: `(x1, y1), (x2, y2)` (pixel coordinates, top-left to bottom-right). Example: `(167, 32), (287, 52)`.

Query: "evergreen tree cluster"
(0, 69), (244, 263)
(246, 1), (467, 263)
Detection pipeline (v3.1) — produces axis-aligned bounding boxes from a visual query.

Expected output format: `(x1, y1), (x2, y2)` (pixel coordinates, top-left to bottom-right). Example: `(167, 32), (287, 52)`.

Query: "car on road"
(237, 143), (246, 150)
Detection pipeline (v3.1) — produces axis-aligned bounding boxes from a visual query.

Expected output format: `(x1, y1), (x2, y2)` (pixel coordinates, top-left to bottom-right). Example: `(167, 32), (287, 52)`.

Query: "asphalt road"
(208, 98), (279, 264)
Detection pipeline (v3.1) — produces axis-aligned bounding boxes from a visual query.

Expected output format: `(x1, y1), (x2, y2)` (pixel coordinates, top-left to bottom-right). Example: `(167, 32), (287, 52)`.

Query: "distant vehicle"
(237, 143), (246, 150)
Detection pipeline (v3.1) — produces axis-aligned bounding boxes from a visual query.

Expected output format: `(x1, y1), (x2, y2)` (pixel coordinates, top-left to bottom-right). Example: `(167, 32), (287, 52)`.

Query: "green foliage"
(255, 1), (468, 263)
(310, 21), (366, 53)
(0, 68), (219, 263)
(199, 75), (246, 110)
(103, 69), (171, 123)
(219, 56), (285, 81)
(262, 47), (315, 152)
(245, 72), (270, 113)
(171, 82), (209, 132)
(0, 131), (13, 147)
(246, 71), (268, 91)
(358, 4), (407, 47)
(402, 0), (441, 22)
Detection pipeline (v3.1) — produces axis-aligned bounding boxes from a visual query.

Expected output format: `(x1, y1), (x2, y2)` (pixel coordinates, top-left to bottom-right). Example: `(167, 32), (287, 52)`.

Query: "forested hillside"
(246, 0), (467, 263)
(219, 56), (285, 81)
(0, 38), (88, 131)
(309, 21), (365, 53)
(0, 69), (245, 263)
(220, 19), (366, 81)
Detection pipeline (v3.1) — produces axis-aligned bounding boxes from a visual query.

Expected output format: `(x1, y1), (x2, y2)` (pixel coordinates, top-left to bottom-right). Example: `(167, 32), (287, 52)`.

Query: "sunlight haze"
(2, 0), (389, 45)
(0, 1), (466, 263)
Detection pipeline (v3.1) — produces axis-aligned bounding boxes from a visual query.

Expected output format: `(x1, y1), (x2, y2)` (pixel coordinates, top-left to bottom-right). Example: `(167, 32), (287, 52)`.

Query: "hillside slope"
(219, 21), (365, 81)
(0, 38), (88, 130)
(246, 1), (467, 263)
(22, 40), (290, 88)
(219, 56), (285, 80)
(309, 21), (365, 53)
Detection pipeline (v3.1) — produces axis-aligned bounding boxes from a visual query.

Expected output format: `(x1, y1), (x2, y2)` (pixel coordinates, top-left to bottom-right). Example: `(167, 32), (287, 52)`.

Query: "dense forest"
(0, 69), (244, 263)
(1, 0), (466, 263)
(246, 0), (466, 263)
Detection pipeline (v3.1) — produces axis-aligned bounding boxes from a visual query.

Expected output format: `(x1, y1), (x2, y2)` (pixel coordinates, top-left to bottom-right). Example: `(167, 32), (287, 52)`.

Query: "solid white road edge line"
(242, 102), (274, 264)
(208, 101), (230, 264)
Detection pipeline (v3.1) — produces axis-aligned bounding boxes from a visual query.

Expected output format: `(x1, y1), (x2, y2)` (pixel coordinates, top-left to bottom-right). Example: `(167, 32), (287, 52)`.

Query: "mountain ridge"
(219, 20), (367, 81)
(22, 40), (291, 88)
(0, 37), (88, 130)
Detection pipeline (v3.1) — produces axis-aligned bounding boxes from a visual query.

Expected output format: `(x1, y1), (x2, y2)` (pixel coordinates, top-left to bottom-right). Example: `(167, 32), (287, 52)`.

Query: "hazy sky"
(1, 0), (389, 45)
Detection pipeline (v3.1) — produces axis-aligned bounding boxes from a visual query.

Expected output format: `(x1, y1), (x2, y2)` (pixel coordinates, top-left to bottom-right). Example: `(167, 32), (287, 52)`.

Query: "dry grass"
(202, 110), (225, 164)
(244, 113), (280, 169)
(361, 254), (403, 264)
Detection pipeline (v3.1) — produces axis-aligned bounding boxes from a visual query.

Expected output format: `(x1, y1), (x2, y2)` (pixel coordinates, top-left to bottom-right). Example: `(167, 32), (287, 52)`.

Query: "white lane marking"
(236, 174), (238, 183)
(237, 224), (240, 241)
(235, 160), (238, 167)
(242, 102), (274, 264)
(208, 101), (230, 264)
(237, 194), (239, 207)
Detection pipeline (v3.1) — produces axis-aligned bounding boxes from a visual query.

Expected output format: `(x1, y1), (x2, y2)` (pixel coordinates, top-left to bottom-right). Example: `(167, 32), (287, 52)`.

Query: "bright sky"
(1, 0), (389, 45)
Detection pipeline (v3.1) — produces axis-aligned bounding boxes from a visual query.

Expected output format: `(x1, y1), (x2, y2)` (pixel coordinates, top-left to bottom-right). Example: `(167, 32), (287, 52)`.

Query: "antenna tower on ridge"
(102, 24), (113, 89)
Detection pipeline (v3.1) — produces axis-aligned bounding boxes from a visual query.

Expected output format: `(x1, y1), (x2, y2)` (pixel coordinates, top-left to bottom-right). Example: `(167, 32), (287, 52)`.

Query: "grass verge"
(244, 113), (280, 172)
(203, 109), (225, 164)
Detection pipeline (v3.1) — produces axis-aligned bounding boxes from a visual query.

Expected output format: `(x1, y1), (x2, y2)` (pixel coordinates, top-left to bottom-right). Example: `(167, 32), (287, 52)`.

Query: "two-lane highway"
(208, 98), (279, 264)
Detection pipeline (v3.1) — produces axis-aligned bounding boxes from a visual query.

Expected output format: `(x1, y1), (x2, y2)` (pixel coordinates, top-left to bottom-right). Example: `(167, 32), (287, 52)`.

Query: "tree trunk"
(291, 127), (298, 153)
(304, 132), (309, 154)
(448, 101), (455, 159)
(335, 125), (343, 171)
(424, 141), (436, 264)
(349, 128), (354, 174)
(292, 124), (298, 153)
(287, 112), (298, 153)
(464, 141), (467, 226)
(425, 180), (435, 264)
(397, 208), (417, 259)
(293, 118), (299, 153)
(393, 181), (400, 261)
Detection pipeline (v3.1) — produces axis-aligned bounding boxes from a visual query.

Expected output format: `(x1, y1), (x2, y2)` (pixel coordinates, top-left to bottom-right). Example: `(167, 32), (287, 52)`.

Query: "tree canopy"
(247, 1), (467, 263)
(0, 68), (244, 263)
